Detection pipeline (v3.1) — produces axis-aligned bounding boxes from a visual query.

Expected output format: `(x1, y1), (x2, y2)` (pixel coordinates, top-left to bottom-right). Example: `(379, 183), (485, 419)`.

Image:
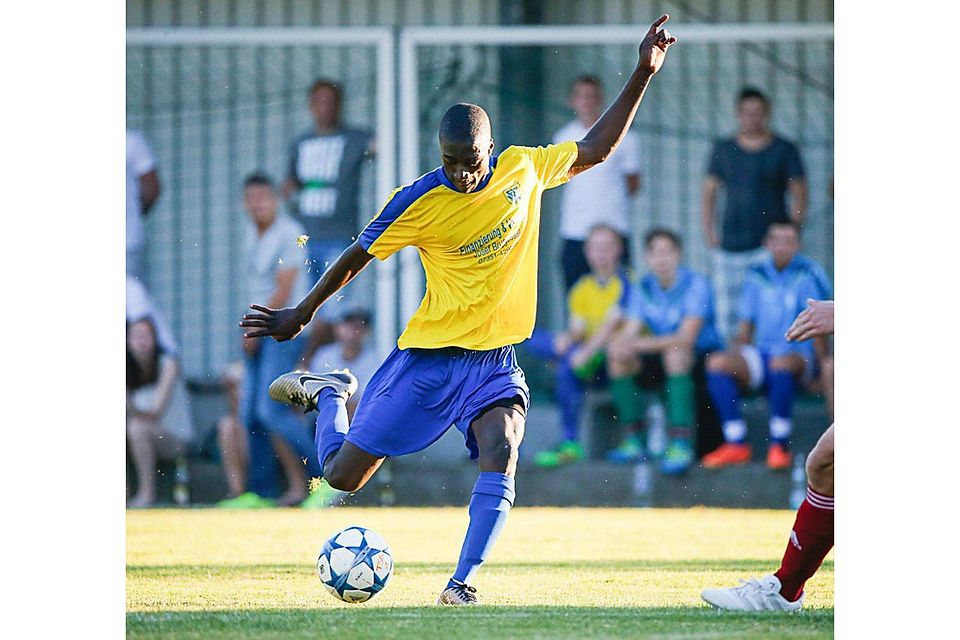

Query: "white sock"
(769, 416), (792, 440)
(722, 419), (747, 443)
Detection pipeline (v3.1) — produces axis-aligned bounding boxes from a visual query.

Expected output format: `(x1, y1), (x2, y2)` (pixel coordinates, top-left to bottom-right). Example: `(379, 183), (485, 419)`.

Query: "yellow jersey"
(567, 271), (631, 339)
(358, 141), (579, 350)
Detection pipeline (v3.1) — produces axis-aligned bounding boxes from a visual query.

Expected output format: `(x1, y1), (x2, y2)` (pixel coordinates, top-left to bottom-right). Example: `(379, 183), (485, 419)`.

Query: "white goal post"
(126, 27), (398, 361)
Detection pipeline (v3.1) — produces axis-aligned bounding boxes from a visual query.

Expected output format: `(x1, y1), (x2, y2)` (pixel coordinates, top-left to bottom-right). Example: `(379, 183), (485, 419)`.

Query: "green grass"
(127, 507), (833, 639)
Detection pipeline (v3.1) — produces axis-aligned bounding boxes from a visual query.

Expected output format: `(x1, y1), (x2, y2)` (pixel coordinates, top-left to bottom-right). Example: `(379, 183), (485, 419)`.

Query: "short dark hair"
(439, 103), (492, 144)
(644, 227), (683, 250)
(737, 86), (770, 109)
(572, 75), (603, 91)
(309, 78), (342, 103)
(243, 172), (275, 189)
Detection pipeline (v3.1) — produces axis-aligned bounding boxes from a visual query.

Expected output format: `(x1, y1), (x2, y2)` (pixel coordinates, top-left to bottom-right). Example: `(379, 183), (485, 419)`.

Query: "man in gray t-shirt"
(701, 87), (807, 339)
(284, 79), (373, 286)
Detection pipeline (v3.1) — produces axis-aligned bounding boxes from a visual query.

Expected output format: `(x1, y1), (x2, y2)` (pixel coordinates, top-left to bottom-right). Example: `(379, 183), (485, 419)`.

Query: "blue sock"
(450, 472), (516, 586)
(315, 388), (350, 476)
(707, 372), (741, 423)
(556, 359), (584, 442)
(767, 371), (795, 445)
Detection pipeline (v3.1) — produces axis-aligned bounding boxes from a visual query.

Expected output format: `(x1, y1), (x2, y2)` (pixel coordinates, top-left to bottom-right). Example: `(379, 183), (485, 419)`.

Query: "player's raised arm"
(571, 14), (676, 176)
(240, 241), (374, 342)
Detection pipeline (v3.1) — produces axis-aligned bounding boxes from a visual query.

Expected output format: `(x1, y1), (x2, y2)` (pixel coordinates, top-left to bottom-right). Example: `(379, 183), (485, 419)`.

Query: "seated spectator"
(216, 361), (247, 501)
(527, 224), (631, 468)
(605, 228), (724, 474)
(217, 173), (321, 509)
(703, 222), (832, 470)
(127, 274), (178, 356)
(126, 317), (194, 507)
(308, 309), (380, 420)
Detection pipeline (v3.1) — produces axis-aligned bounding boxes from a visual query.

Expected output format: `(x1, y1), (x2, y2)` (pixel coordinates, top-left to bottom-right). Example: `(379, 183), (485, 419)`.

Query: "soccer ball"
(316, 525), (393, 603)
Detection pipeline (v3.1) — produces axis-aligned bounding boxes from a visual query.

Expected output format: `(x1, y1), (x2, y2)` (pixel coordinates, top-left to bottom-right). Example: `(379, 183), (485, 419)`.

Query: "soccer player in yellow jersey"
(241, 15), (676, 605)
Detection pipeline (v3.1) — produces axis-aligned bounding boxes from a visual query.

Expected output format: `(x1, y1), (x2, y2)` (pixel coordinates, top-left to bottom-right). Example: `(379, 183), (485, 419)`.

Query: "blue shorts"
(344, 345), (530, 460)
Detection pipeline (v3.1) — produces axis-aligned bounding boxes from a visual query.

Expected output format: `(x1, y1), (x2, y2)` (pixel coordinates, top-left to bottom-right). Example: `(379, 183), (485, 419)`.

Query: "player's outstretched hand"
(240, 304), (308, 342)
(785, 299), (834, 342)
(638, 14), (677, 75)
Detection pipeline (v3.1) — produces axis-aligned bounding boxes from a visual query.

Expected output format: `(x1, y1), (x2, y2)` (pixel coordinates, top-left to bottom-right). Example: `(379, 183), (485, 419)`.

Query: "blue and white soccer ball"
(316, 525), (393, 603)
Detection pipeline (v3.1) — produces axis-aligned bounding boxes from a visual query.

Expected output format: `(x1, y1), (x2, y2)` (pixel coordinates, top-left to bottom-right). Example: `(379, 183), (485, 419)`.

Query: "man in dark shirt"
(701, 87), (807, 339)
(285, 79), (374, 349)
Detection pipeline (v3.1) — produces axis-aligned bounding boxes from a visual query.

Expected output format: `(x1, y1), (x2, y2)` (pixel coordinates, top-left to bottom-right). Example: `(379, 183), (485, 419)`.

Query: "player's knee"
(477, 414), (524, 470)
(769, 356), (798, 373)
(805, 445), (834, 491)
(706, 352), (727, 373)
(663, 345), (693, 374)
(323, 461), (364, 493)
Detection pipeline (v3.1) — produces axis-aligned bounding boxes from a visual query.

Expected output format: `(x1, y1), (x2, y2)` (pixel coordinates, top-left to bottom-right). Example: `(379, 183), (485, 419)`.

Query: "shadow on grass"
(127, 606), (833, 640)
(128, 558), (834, 577)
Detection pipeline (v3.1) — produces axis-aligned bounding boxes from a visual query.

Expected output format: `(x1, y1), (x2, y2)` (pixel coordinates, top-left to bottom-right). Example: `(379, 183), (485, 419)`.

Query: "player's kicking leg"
(701, 424), (834, 611)
(438, 400), (525, 606)
(268, 370), (385, 495)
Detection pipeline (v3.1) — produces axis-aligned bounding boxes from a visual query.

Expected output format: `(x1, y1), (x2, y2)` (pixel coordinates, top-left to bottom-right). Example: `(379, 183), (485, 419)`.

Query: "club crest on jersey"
(504, 181), (522, 205)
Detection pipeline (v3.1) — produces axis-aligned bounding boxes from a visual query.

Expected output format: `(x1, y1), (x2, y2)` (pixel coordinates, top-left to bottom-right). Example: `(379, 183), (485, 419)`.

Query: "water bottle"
(789, 453), (806, 510)
(632, 460), (652, 508)
(646, 402), (668, 458)
(173, 455), (190, 507)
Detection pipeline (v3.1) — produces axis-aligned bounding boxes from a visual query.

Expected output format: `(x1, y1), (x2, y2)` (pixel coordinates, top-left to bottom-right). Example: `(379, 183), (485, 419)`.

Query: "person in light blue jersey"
(703, 221), (831, 471)
(605, 228), (723, 474)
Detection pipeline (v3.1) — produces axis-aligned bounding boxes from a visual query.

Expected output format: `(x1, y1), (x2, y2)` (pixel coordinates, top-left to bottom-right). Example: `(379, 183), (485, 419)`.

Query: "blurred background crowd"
(126, 0), (833, 509)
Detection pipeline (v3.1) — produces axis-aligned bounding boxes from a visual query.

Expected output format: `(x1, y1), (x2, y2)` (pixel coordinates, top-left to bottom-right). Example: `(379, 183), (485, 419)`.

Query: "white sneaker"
(268, 369), (358, 412)
(701, 575), (803, 612)
(437, 581), (480, 605)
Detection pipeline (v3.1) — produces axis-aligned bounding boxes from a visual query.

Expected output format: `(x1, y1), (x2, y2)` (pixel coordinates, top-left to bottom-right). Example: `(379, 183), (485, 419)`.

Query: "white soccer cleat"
(701, 575), (803, 612)
(437, 581), (480, 606)
(268, 369), (358, 412)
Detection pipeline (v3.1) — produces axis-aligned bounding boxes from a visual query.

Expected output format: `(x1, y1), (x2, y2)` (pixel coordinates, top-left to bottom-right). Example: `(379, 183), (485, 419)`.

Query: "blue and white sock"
(315, 388), (350, 475)
(449, 472), (516, 587)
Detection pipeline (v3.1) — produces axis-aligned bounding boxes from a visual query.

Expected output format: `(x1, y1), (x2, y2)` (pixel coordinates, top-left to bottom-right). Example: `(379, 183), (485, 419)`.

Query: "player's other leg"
(659, 346), (697, 475)
(702, 424), (834, 611)
(766, 353), (808, 470)
(702, 347), (755, 468)
(440, 400), (525, 606)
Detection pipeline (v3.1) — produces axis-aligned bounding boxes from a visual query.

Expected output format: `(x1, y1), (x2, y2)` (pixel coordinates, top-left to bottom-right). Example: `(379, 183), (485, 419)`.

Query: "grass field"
(127, 507), (833, 639)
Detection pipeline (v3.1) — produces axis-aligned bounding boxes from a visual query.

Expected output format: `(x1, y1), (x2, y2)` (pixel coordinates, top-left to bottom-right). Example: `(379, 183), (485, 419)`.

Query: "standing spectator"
(605, 228), (724, 474)
(126, 129), (161, 281)
(218, 173), (320, 508)
(126, 317), (194, 508)
(701, 87), (807, 339)
(285, 79), (373, 287)
(553, 76), (641, 290)
(308, 309), (381, 420)
(702, 222), (831, 471)
(527, 225), (631, 468)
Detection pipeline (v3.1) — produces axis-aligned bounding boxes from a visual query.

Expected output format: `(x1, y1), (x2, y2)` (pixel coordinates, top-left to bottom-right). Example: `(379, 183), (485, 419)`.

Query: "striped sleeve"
(358, 170), (441, 260)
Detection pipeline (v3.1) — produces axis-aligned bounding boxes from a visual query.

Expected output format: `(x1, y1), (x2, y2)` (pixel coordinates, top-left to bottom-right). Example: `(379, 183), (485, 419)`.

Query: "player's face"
(440, 136), (494, 193)
(737, 98), (770, 135)
(765, 225), (800, 268)
(569, 82), (603, 121)
(585, 228), (623, 275)
(645, 236), (681, 280)
(244, 184), (278, 227)
(127, 320), (156, 360)
(310, 86), (341, 128)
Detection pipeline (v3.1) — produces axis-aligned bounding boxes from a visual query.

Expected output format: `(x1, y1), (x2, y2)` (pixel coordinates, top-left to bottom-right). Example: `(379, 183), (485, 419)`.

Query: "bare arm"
(570, 15), (676, 176)
(701, 176), (721, 248)
(139, 170), (161, 215)
(571, 309), (626, 367)
(629, 316), (703, 354)
(732, 320), (754, 347)
(132, 357), (180, 420)
(786, 299), (834, 341)
(241, 242), (374, 341)
(787, 177), (808, 225)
